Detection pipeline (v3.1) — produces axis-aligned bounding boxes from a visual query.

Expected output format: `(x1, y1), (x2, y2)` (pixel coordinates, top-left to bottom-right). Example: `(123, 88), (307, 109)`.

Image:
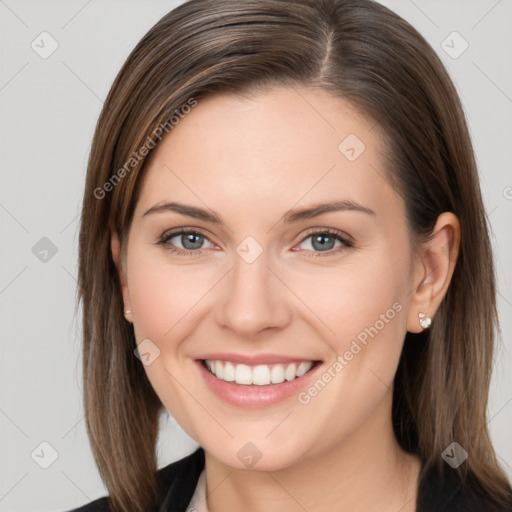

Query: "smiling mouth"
(201, 359), (321, 386)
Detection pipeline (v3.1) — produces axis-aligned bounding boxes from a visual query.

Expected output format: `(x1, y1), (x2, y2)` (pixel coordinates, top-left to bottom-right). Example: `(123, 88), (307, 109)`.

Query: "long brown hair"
(78, 0), (512, 510)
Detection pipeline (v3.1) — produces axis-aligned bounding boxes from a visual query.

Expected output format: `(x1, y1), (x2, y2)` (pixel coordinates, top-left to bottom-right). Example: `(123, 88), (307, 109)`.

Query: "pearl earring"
(418, 312), (431, 329)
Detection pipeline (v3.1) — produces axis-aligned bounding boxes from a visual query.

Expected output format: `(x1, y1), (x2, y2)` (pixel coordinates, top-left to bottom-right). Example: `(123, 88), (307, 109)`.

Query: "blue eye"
(158, 228), (353, 257)
(158, 229), (212, 256)
(295, 229), (353, 257)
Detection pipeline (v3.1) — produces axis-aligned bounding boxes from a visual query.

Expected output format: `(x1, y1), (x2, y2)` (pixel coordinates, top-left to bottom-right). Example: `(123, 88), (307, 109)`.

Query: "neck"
(203, 395), (421, 512)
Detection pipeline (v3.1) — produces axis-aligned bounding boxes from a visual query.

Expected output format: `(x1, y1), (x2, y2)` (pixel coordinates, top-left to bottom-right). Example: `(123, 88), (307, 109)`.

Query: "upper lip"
(197, 353), (320, 365)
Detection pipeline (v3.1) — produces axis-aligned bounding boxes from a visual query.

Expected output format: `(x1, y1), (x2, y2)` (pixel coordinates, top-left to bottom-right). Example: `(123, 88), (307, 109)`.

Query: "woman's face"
(116, 87), (423, 471)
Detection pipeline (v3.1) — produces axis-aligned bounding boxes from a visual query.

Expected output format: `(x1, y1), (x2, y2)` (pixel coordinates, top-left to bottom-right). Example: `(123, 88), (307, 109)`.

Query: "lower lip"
(195, 360), (322, 408)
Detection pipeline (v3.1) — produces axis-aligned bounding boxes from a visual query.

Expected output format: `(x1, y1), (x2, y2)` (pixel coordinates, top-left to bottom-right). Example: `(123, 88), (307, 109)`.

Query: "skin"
(111, 86), (460, 512)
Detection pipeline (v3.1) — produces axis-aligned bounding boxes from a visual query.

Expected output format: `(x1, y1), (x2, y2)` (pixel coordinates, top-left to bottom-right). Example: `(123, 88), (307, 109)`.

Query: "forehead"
(134, 86), (400, 224)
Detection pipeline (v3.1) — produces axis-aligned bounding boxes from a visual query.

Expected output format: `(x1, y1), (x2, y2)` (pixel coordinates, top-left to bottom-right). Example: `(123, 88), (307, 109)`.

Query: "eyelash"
(157, 227), (354, 258)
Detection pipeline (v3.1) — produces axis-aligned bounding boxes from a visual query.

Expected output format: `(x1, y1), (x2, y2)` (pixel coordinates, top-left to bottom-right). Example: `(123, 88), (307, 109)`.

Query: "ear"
(111, 230), (132, 320)
(407, 212), (460, 333)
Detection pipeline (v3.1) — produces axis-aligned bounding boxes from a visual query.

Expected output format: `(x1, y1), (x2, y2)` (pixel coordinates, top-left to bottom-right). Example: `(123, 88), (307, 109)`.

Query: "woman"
(72, 0), (512, 511)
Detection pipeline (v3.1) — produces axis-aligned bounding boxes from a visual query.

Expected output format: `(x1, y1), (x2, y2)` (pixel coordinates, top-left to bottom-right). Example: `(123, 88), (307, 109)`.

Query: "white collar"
(187, 469), (209, 512)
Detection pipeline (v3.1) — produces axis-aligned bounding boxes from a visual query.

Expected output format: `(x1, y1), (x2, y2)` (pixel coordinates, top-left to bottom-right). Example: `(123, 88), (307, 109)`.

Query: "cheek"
(127, 244), (212, 342)
(128, 269), (173, 343)
(290, 253), (410, 420)
(285, 258), (409, 443)
(128, 237), (410, 365)
(291, 255), (408, 347)
(125, 247), (212, 434)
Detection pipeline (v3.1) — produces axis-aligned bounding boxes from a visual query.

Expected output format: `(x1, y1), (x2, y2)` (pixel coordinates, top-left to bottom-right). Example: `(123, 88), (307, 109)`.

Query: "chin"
(204, 438), (312, 473)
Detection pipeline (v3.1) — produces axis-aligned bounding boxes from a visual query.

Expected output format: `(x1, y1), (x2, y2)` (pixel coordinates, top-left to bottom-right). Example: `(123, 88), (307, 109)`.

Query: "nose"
(214, 249), (293, 338)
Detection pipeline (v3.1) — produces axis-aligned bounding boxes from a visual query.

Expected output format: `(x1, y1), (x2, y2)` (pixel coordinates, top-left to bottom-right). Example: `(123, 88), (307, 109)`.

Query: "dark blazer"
(68, 447), (512, 512)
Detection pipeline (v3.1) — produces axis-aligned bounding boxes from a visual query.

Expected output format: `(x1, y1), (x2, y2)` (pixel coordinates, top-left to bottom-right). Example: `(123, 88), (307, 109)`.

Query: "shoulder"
(417, 462), (512, 512)
(66, 447), (205, 512)
(66, 496), (110, 512)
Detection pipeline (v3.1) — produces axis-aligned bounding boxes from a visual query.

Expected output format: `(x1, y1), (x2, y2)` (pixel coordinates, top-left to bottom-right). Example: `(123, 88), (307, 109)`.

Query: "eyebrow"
(142, 199), (375, 225)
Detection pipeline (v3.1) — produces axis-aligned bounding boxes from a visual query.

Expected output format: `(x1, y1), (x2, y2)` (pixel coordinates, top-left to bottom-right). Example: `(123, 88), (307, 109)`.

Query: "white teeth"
(223, 361), (235, 381)
(270, 364), (285, 384)
(204, 360), (314, 386)
(215, 360), (224, 379)
(235, 364), (252, 385)
(296, 362), (311, 377)
(285, 363), (297, 381)
(252, 365), (271, 386)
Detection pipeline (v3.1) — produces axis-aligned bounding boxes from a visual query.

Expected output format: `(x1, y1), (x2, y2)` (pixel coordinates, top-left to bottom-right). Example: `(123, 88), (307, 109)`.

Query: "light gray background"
(0, 1), (511, 510)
